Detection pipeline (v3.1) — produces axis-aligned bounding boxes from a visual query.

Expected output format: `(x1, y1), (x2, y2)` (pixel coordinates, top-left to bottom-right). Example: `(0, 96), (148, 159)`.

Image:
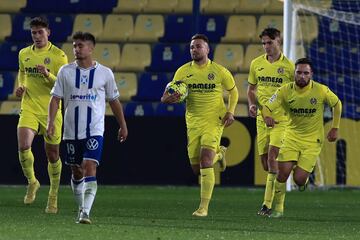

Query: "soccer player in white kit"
(47, 32), (128, 224)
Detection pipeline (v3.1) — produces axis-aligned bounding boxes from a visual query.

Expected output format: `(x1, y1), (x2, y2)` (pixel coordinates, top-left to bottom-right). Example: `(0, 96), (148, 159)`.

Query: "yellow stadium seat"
(100, 14), (134, 42)
(0, 0), (26, 13)
(214, 44), (244, 72)
(234, 103), (248, 117)
(293, 0), (332, 9)
(297, 15), (319, 44)
(174, 0), (193, 13)
(235, 0), (270, 13)
(130, 14), (164, 42)
(143, 0), (178, 13)
(71, 14), (103, 39)
(113, 0), (147, 13)
(0, 14), (11, 41)
(243, 44), (263, 71)
(0, 101), (21, 115)
(234, 73), (249, 103)
(202, 0), (239, 14)
(114, 72), (138, 101)
(118, 44), (151, 72)
(256, 15), (283, 41)
(221, 15), (256, 43)
(61, 43), (74, 62)
(93, 43), (121, 70)
(266, 0), (284, 14)
(105, 102), (113, 116)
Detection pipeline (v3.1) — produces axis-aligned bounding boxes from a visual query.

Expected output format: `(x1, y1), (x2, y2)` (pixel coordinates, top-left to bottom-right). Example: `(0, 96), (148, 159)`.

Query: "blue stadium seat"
(343, 103), (360, 120)
(124, 102), (154, 116)
(0, 72), (15, 100)
(0, 42), (27, 71)
(155, 103), (185, 116)
(9, 14), (35, 42)
(160, 15), (193, 42)
(132, 72), (169, 101)
(327, 75), (360, 104)
(198, 15), (226, 42)
(307, 42), (337, 74)
(48, 15), (73, 42)
(332, 0), (360, 12)
(147, 43), (184, 72)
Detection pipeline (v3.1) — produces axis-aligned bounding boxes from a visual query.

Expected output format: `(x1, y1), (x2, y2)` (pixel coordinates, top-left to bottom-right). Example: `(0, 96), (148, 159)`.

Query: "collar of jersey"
(263, 52), (284, 64)
(74, 61), (98, 70)
(32, 42), (52, 53)
(295, 79), (313, 92)
(191, 59), (211, 68)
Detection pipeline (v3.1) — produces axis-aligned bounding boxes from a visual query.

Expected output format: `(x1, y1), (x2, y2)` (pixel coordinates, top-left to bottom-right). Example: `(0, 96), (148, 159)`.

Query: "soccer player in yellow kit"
(161, 34), (238, 217)
(247, 28), (294, 216)
(262, 58), (342, 218)
(16, 16), (68, 213)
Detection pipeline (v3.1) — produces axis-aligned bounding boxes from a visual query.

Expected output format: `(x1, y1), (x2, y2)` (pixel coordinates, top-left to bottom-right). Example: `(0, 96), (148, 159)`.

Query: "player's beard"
(191, 54), (204, 63)
(296, 78), (310, 88)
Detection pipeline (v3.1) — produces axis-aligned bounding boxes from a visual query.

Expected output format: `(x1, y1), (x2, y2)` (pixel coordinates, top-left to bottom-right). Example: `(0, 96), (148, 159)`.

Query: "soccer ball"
(165, 81), (188, 103)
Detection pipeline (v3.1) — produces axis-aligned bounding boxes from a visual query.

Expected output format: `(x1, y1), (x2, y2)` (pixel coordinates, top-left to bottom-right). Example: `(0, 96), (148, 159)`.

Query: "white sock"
(71, 176), (84, 210)
(83, 176), (97, 216)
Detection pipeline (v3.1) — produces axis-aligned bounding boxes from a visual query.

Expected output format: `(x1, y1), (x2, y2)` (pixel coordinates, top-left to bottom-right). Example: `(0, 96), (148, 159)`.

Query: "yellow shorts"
(256, 117), (287, 155)
(277, 137), (322, 173)
(18, 109), (62, 145)
(187, 125), (224, 165)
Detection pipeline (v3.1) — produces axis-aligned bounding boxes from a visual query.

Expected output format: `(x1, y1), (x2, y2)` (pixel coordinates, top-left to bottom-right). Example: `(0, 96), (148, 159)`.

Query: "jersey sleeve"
(221, 67), (236, 90)
(105, 69), (120, 101)
(50, 67), (65, 98)
(248, 60), (257, 85)
(323, 85), (339, 107)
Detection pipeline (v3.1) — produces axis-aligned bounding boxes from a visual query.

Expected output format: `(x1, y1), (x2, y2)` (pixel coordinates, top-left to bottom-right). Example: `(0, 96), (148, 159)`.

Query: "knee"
(18, 143), (31, 152)
(276, 172), (288, 183)
(46, 148), (59, 162)
(294, 177), (307, 186)
(71, 166), (83, 179)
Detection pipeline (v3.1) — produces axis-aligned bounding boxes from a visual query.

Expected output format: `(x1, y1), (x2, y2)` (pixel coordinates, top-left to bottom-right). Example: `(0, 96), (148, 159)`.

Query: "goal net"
(288, 0), (360, 188)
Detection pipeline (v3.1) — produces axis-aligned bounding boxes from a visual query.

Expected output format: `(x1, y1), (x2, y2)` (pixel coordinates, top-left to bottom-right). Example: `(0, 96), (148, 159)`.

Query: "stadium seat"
(0, 100), (21, 115)
(93, 43), (121, 70)
(199, 15), (226, 42)
(343, 103), (360, 120)
(61, 43), (74, 62)
(256, 15), (283, 42)
(113, 72), (138, 101)
(160, 15), (193, 43)
(143, 0), (178, 13)
(234, 103), (249, 117)
(7, 74), (20, 101)
(146, 43), (184, 72)
(234, 73), (249, 103)
(265, 0), (283, 14)
(100, 14), (134, 42)
(155, 103), (186, 116)
(235, 0), (270, 13)
(221, 15), (256, 43)
(133, 72), (168, 101)
(130, 14), (164, 42)
(243, 44), (263, 71)
(0, 72), (15, 100)
(0, 14), (11, 41)
(0, 0), (26, 13)
(118, 43), (151, 72)
(174, 0), (193, 13)
(201, 0), (239, 14)
(332, 0), (360, 12)
(0, 42), (27, 71)
(105, 102), (113, 116)
(47, 15), (73, 42)
(308, 43), (338, 74)
(8, 14), (34, 42)
(71, 14), (103, 39)
(297, 15), (319, 44)
(213, 44), (244, 72)
(113, 0), (147, 13)
(124, 102), (154, 116)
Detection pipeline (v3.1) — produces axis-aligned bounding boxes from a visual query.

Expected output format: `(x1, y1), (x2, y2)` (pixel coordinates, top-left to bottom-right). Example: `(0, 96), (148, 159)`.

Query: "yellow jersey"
(172, 60), (236, 129)
(265, 80), (340, 143)
(248, 53), (294, 121)
(18, 42), (68, 115)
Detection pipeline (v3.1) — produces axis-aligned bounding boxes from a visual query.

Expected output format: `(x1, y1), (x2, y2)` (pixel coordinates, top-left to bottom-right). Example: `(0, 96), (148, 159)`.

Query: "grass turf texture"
(0, 185), (359, 240)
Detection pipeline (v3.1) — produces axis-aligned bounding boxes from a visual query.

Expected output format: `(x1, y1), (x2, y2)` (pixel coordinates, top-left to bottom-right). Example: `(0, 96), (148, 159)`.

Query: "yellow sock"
(19, 149), (36, 184)
(48, 159), (62, 196)
(199, 168), (215, 210)
(273, 179), (286, 213)
(263, 173), (276, 209)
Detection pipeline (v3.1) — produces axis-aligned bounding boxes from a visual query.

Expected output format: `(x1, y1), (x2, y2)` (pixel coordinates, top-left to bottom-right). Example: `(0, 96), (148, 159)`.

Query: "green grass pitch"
(0, 185), (359, 240)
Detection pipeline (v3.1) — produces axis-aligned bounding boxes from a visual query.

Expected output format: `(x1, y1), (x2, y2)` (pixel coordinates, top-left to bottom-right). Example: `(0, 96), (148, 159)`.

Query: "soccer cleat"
(218, 146), (227, 172)
(79, 211), (92, 224)
(45, 195), (58, 214)
(257, 205), (272, 216)
(24, 180), (40, 204)
(269, 211), (283, 218)
(192, 208), (208, 217)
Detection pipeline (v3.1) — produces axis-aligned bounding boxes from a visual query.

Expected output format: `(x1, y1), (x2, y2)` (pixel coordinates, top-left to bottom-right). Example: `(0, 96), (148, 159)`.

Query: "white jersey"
(51, 61), (119, 140)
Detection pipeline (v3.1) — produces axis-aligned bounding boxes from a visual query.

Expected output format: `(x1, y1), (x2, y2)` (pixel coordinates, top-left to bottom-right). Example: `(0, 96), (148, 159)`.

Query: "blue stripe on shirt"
(74, 106), (79, 140)
(86, 107), (92, 138)
(75, 68), (80, 88)
(88, 68), (95, 89)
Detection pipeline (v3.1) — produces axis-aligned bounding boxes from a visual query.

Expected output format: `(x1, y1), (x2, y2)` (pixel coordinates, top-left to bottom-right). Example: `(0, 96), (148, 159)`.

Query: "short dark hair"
(30, 16), (49, 29)
(72, 31), (96, 46)
(259, 27), (281, 40)
(191, 34), (209, 44)
(295, 57), (313, 71)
